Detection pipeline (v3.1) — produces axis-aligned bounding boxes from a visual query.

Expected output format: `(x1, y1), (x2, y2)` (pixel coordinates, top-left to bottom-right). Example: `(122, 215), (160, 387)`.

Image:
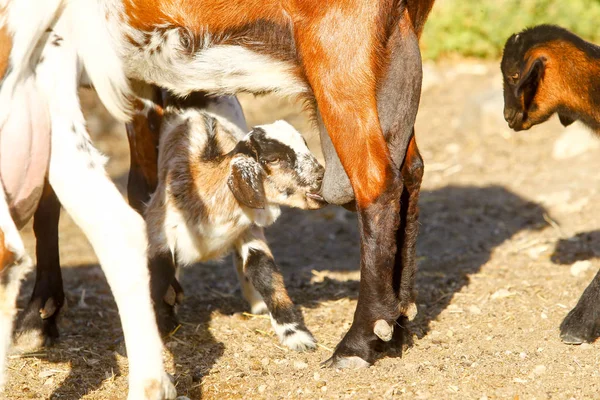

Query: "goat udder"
(0, 78), (51, 228)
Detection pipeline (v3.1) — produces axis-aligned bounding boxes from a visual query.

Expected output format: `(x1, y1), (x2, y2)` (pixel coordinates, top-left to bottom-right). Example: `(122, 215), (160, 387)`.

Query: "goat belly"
(0, 77), (51, 229)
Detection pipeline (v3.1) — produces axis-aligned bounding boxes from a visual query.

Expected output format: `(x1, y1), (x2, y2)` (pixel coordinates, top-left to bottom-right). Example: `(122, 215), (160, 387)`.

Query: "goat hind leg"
(15, 183), (64, 350)
(0, 189), (33, 391)
(37, 27), (174, 399)
(126, 97), (182, 334)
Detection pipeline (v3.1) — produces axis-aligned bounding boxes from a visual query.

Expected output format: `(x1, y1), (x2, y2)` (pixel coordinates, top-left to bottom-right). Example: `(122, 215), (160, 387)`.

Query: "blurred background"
(421, 0), (600, 60)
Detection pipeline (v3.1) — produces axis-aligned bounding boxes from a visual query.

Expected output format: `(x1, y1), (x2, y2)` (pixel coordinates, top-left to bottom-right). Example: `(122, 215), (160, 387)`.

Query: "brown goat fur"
(501, 25), (600, 345)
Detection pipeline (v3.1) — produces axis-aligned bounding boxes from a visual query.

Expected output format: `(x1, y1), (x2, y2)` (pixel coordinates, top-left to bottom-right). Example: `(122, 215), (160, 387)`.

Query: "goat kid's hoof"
(374, 320), (394, 342)
(275, 323), (317, 352)
(320, 355), (371, 370)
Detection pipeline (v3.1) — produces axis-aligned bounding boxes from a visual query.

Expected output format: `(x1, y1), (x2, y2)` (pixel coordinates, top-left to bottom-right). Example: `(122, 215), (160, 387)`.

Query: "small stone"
(261, 357), (270, 367)
(294, 360), (308, 370)
(491, 288), (516, 300)
(258, 385), (267, 394)
(541, 312), (548, 320)
(519, 352), (527, 359)
(165, 341), (178, 350)
(321, 386), (328, 393)
(313, 372), (320, 381)
(580, 343), (593, 350)
(533, 365), (547, 375)
(316, 381), (326, 389)
(570, 261), (592, 277)
(469, 305), (482, 315)
(447, 330), (454, 338)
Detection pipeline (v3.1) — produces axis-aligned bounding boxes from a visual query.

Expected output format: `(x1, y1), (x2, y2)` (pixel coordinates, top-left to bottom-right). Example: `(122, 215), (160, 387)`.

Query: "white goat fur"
(0, 2), (175, 398)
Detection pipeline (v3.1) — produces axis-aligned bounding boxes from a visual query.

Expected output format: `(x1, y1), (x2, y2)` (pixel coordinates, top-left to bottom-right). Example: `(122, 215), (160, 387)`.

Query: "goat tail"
(66, 0), (133, 122)
(405, 0), (435, 38)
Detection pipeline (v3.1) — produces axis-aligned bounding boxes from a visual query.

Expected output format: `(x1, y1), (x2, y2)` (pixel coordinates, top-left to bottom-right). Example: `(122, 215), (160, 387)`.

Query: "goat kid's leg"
(126, 98), (183, 334)
(233, 252), (268, 316)
(0, 189), (33, 390)
(16, 183), (64, 350)
(37, 24), (175, 399)
(235, 226), (315, 351)
(560, 270), (600, 344)
(294, 6), (406, 368)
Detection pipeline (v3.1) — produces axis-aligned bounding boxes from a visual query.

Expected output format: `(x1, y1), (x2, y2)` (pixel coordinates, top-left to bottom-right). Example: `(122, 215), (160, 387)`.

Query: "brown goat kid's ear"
(515, 57), (545, 98)
(228, 156), (266, 209)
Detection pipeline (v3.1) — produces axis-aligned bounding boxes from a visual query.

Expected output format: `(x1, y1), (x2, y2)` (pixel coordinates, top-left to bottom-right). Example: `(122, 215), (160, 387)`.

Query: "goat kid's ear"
(515, 57), (545, 98)
(228, 155), (266, 209)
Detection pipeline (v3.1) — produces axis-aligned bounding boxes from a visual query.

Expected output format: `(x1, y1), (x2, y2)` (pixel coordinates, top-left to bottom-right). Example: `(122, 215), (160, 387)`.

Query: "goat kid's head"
(228, 121), (326, 211)
(501, 25), (582, 132)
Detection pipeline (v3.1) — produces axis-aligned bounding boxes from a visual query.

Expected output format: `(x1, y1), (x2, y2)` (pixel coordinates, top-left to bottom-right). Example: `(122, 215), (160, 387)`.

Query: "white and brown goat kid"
(145, 103), (325, 351)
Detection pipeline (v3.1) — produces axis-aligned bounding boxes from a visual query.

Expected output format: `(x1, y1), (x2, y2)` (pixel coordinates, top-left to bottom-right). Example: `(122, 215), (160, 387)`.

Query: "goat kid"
(0, 4), (176, 398)
(501, 25), (600, 344)
(146, 97), (325, 350)
(4, 0), (434, 367)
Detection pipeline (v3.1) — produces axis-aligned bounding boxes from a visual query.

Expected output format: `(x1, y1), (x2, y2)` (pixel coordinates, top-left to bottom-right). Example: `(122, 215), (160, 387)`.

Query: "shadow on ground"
(14, 184), (548, 398)
(551, 230), (600, 265)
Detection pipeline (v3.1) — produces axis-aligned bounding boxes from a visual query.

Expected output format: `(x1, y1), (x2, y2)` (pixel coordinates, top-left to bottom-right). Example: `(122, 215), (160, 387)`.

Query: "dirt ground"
(4, 60), (600, 399)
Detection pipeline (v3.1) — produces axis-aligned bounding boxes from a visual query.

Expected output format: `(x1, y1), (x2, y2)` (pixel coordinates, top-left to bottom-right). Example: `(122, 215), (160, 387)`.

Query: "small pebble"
(533, 365), (547, 375)
(313, 372), (320, 381)
(469, 305), (482, 315)
(520, 352), (527, 359)
(570, 261), (592, 277)
(294, 361), (308, 370)
(261, 357), (270, 367)
(258, 385), (267, 394)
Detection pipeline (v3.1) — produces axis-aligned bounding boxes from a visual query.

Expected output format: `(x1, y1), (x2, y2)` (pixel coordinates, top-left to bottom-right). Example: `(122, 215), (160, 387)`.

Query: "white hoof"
(271, 320), (316, 352)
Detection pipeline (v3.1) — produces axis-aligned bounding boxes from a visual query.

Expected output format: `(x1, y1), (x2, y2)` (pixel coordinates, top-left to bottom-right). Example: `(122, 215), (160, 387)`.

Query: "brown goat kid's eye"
(511, 72), (520, 80)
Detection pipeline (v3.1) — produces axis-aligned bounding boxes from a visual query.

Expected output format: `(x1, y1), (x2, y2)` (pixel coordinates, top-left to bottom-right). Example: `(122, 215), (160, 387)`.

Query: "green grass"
(421, 0), (600, 60)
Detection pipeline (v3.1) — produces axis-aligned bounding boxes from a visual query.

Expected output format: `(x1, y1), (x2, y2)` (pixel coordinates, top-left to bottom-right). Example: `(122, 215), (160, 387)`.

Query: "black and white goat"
(145, 96), (325, 351)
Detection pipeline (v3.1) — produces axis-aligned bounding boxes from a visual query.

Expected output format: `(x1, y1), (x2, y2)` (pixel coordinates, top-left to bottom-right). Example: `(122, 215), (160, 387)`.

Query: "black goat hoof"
(559, 306), (599, 345)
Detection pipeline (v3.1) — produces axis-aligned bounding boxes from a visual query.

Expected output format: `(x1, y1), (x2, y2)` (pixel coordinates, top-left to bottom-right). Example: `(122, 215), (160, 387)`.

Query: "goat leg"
(15, 183), (64, 350)
(560, 269), (600, 344)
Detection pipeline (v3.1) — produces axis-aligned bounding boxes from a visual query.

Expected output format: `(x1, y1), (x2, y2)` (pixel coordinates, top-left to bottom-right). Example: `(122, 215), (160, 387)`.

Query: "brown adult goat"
(501, 24), (600, 344)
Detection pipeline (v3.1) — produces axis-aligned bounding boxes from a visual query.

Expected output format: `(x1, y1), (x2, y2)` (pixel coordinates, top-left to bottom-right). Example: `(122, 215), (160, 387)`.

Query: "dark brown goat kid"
(501, 24), (600, 344)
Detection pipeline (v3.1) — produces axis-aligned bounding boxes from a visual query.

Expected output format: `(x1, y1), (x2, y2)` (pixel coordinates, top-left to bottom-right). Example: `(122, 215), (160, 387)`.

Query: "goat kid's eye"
(511, 72), (520, 81)
(267, 158), (280, 164)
